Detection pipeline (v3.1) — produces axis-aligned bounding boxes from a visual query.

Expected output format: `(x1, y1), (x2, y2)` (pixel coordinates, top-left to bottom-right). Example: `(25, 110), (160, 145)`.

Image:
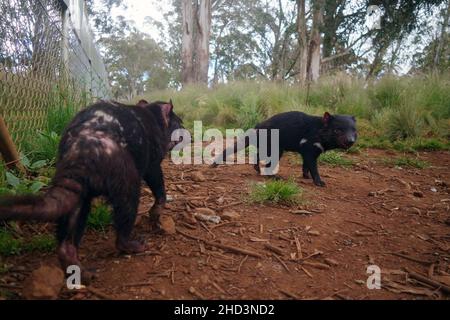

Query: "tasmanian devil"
(0, 99), (183, 274)
(211, 111), (357, 186)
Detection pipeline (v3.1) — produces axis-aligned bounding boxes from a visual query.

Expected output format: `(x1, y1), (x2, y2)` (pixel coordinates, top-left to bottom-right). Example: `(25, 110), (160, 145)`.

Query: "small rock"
(166, 194), (174, 202)
(158, 215), (176, 234)
(307, 230), (320, 236)
(191, 172), (206, 182)
(221, 210), (241, 221)
(325, 258), (339, 266)
(413, 191), (423, 198)
(368, 191), (376, 197)
(217, 196), (225, 205)
(430, 187), (437, 193)
(22, 265), (64, 300)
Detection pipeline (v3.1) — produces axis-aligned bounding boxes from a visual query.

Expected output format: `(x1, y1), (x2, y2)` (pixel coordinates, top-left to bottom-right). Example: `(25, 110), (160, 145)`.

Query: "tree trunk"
(434, 0), (450, 70)
(296, 0), (308, 84)
(307, 0), (323, 83)
(181, 0), (195, 85)
(195, 0), (211, 85)
(367, 41), (388, 78)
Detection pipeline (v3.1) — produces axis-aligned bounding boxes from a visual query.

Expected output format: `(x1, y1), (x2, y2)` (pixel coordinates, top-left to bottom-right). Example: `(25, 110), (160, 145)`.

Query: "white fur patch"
(94, 110), (116, 123)
(300, 138), (308, 145)
(313, 142), (324, 153)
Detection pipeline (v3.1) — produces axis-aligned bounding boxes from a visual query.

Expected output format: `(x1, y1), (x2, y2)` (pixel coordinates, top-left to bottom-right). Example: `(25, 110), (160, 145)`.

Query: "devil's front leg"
(144, 163), (166, 221)
(302, 160), (311, 179)
(300, 148), (325, 187)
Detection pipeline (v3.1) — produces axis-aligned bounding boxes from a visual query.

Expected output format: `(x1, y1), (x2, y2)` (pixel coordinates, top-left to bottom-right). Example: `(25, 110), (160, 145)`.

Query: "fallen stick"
(279, 289), (299, 299)
(389, 252), (432, 265)
(177, 228), (263, 258)
(210, 281), (227, 295)
(294, 236), (303, 259)
(405, 269), (450, 294)
(344, 220), (377, 232)
(299, 266), (313, 278)
(302, 261), (330, 270)
(219, 201), (243, 210)
(273, 254), (290, 273)
(264, 243), (285, 256)
(237, 255), (249, 273)
(299, 250), (323, 262)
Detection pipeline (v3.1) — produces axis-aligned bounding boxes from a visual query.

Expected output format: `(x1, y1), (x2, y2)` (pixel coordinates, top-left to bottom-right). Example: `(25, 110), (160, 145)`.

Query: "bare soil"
(1, 149), (449, 300)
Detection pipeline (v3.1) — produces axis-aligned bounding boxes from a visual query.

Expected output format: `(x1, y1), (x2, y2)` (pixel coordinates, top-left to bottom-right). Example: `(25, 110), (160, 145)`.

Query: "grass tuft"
(87, 201), (112, 231)
(248, 178), (303, 205)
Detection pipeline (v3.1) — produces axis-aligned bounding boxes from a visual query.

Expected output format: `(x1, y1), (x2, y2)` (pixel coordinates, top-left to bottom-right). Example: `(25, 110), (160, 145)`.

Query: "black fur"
(212, 111), (357, 187)
(0, 100), (183, 273)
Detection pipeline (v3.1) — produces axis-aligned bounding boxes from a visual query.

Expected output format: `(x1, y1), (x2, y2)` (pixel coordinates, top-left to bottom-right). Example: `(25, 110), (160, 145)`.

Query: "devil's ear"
(352, 116), (356, 122)
(160, 102), (173, 127)
(169, 98), (173, 107)
(323, 112), (332, 125)
(137, 99), (148, 107)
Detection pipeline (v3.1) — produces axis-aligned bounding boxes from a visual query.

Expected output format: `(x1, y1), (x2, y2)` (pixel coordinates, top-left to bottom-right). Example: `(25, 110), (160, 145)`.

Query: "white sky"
(110, 0), (170, 41)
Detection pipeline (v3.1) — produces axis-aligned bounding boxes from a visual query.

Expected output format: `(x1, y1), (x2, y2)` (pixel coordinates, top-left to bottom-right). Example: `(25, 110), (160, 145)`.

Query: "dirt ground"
(1, 148), (449, 300)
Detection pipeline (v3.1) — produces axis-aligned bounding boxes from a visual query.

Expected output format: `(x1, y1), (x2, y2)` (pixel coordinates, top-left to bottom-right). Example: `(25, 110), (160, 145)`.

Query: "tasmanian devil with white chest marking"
(0, 99), (183, 275)
(211, 111), (357, 186)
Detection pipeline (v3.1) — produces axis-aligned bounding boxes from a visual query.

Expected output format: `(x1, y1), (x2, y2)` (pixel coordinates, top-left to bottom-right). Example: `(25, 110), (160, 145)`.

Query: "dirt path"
(1, 149), (450, 300)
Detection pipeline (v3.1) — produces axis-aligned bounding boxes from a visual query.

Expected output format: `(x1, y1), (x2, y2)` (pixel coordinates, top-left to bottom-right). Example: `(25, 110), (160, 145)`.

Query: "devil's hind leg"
(109, 163), (146, 254)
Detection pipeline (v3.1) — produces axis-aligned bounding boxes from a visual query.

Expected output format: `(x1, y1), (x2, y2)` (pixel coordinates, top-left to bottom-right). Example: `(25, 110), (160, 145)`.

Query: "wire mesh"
(0, 0), (110, 146)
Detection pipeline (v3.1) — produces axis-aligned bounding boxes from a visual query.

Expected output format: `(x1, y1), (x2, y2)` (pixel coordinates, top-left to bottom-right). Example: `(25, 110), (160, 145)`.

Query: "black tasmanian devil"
(0, 99), (183, 273)
(211, 111), (357, 186)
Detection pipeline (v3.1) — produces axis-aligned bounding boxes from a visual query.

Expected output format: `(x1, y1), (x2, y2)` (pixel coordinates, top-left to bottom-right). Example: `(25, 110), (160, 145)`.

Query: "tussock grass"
(0, 230), (56, 256)
(139, 73), (450, 151)
(248, 179), (303, 205)
(87, 201), (112, 231)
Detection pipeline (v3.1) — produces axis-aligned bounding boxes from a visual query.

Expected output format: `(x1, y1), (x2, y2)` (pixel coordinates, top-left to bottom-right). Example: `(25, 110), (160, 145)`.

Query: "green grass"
(383, 156), (430, 169)
(138, 73), (449, 149)
(87, 201), (112, 231)
(319, 151), (354, 167)
(0, 229), (56, 256)
(22, 131), (61, 165)
(248, 179), (303, 205)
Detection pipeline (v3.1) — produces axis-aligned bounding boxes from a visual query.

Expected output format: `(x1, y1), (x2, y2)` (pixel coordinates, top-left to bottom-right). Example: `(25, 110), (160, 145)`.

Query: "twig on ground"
(273, 253), (290, 273)
(177, 228), (263, 258)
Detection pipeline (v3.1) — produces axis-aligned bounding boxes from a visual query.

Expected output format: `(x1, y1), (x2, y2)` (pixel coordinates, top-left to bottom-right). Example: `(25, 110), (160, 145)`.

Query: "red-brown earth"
(1, 149), (449, 300)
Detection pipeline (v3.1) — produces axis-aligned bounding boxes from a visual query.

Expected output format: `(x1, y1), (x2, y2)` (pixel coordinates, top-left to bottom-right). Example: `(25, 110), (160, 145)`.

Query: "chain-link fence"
(0, 0), (111, 145)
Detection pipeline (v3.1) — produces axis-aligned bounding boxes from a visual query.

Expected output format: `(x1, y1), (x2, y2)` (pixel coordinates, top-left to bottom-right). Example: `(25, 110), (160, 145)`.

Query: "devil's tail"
(0, 179), (82, 222)
(210, 130), (256, 167)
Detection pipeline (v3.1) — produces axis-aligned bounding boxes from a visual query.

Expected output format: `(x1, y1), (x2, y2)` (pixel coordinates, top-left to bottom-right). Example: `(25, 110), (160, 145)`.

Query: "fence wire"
(0, 0), (111, 146)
